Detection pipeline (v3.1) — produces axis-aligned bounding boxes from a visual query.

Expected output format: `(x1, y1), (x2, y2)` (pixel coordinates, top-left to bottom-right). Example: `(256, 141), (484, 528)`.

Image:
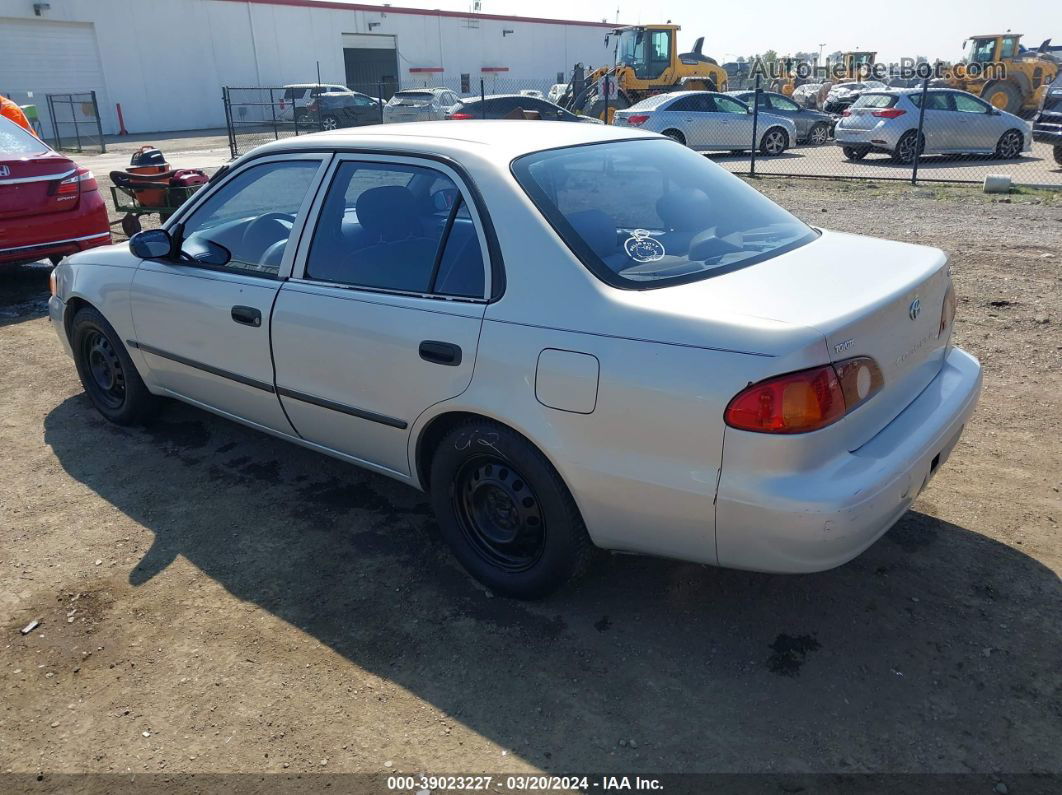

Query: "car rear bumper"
(1032, 123), (1062, 145)
(834, 126), (901, 149)
(715, 346), (982, 573)
(0, 193), (111, 264)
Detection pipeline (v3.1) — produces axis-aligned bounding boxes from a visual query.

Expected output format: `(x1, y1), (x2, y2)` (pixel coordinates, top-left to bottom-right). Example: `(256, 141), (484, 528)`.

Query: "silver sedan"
(835, 88), (1032, 163)
(49, 121), (981, 598)
(613, 91), (798, 155)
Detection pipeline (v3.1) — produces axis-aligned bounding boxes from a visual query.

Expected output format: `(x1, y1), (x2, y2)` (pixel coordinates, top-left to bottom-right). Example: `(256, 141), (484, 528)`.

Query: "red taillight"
(872, 108), (906, 118)
(725, 357), (884, 434)
(625, 114), (650, 126)
(54, 168), (95, 195)
(841, 110), (851, 117)
(448, 112), (474, 119)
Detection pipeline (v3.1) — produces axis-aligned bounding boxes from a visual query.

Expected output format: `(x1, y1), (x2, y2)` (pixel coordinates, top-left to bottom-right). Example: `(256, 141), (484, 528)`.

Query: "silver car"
(383, 87), (462, 123)
(835, 88), (1032, 163)
(48, 121), (981, 598)
(613, 91), (798, 155)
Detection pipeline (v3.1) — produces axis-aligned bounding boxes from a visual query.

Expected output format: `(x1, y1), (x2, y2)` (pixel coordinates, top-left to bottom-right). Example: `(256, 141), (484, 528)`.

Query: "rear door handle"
(231, 305), (262, 327)
(419, 340), (462, 366)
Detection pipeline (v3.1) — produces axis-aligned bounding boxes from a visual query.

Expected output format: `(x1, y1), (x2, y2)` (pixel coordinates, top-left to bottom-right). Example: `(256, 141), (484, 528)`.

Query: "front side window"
(953, 93), (989, 113)
(178, 160), (321, 277)
(306, 161), (484, 298)
(1000, 37), (1018, 59)
(512, 139), (816, 289)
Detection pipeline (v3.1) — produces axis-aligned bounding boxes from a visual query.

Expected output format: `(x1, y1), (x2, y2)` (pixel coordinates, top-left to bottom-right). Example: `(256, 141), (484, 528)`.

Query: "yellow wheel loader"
(560, 25), (728, 122)
(945, 34), (1058, 115)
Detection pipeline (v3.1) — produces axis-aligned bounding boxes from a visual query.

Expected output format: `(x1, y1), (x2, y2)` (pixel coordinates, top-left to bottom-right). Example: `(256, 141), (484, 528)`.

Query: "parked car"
(823, 81), (887, 114)
(613, 91), (797, 155)
(447, 94), (600, 123)
(835, 88), (1032, 163)
(383, 88), (462, 123)
(49, 121), (981, 598)
(547, 83), (567, 104)
(518, 89), (545, 100)
(305, 91), (381, 130)
(1031, 73), (1062, 166)
(0, 117), (110, 267)
(727, 90), (835, 144)
(791, 82), (824, 108)
(279, 83), (351, 122)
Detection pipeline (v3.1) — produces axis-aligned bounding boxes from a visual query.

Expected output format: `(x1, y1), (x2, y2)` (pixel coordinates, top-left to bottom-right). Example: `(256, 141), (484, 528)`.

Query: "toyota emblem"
(909, 298), (921, 321)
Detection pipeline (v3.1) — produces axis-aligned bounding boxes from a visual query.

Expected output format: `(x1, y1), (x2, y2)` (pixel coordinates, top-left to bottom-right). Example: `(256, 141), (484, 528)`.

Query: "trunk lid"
(630, 229), (952, 446)
(0, 150), (79, 221)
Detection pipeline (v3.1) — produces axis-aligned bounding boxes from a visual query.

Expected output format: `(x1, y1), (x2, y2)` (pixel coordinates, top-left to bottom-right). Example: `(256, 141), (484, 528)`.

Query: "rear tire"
(71, 307), (159, 426)
(759, 126), (789, 156)
(994, 129), (1024, 160)
(662, 128), (686, 145)
(891, 130), (924, 164)
(429, 419), (593, 599)
(842, 146), (869, 161)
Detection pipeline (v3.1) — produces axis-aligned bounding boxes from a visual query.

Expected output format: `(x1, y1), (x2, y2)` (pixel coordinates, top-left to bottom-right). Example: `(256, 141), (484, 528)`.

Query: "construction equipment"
(944, 34), (1058, 115)
(831, 51), (878, 82)
(559, 25), (728, 122)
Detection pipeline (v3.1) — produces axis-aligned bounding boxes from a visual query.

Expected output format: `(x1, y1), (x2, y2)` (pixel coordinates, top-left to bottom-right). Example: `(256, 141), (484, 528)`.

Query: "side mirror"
(180, 236), (232, 267)
(129, 229), (173, 259)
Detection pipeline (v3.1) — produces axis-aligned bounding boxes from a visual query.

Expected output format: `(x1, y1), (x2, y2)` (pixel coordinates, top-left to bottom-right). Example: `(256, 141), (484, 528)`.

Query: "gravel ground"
(0, 177), (1060, 788)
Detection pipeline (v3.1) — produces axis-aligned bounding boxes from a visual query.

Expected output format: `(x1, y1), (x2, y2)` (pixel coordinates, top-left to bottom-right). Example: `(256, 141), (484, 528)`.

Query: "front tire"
(662, 128), (686, 145)
(429, 420), (593, 599)
(71, 307), (158, 426)
(760, 127), (789, 156)
(981, 81), (1023, 115)
(994, 129), (1024, 160)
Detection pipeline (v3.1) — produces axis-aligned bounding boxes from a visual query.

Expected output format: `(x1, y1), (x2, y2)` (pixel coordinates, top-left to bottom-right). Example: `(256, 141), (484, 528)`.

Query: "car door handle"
(231, 305), (262, 327)
(419, 340), (462, 366)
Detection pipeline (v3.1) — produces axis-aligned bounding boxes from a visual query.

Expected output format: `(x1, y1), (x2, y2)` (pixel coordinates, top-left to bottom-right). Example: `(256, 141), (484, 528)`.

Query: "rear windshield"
(852, 93), (898, 109)
(626, 93), (681, 111)
(391, 91), (433, 105)
(512, 139), (816, 289)
(283, 88), (305, 100)
(0, 118), (50, 155)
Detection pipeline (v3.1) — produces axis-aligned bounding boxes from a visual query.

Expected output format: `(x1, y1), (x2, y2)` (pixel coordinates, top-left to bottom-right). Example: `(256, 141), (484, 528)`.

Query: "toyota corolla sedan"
(48, 121), (981, 598)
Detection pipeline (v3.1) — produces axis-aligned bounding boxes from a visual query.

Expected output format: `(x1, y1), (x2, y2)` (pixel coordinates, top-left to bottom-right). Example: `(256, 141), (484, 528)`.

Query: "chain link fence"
(45, 92), (106, 154)
(222, 75), (1061, 188)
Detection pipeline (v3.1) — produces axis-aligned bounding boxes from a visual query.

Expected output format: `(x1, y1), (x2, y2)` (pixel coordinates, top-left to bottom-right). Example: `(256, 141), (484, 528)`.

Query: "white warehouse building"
(0, 0), (616, 134)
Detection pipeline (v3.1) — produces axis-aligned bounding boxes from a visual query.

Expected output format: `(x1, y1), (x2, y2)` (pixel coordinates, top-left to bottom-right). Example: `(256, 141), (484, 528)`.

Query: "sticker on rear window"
(624, 229), (665, 262)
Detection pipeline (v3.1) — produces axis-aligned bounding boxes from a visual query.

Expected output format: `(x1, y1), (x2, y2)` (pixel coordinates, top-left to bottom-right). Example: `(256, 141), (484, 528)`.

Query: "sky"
(319, 0), (1060, 63)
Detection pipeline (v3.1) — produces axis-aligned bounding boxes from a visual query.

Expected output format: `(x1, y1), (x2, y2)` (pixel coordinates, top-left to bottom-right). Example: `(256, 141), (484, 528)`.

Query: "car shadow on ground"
(0, 262), (52, 327)
(43, 395), (1062, 772)
(844, 153), (1046, 171)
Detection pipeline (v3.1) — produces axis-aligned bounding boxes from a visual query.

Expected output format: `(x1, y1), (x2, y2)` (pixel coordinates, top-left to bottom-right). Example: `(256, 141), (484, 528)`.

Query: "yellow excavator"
(559, 24), (728, 122)
(831, 51), (877, 82)
(944, 34), (1058, 114)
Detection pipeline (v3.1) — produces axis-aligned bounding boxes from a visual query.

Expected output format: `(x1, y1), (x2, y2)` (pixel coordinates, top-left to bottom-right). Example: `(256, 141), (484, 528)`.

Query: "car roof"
(244, 120), (657, 163)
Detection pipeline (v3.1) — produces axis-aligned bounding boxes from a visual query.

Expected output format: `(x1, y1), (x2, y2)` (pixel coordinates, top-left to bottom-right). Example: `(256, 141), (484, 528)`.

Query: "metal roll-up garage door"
(0, 17), (111, 135)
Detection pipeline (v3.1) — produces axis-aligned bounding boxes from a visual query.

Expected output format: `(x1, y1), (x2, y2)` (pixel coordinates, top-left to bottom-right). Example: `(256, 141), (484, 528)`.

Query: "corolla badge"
(909, 298), (921, 321)
(0, 165), (10, 177)
(624, 229), (665, 263)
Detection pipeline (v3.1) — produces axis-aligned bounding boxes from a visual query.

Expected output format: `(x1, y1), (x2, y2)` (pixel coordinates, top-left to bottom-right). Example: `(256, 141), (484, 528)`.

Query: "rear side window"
(512, 139), (815, 289)
(306, 162), (484, 298)
(851, 93), (897, 109)
(910, 92), (952, 110)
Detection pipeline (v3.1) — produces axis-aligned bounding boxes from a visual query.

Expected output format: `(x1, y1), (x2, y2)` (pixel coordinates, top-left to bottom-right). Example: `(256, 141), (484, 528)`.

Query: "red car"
(0, 117), (110, 266)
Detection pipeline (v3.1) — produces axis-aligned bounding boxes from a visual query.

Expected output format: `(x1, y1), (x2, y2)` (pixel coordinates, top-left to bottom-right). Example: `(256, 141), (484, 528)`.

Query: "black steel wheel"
(453, 456), (546, 573)
(71, 306), (159, 425)
(430, 419), (593, 598)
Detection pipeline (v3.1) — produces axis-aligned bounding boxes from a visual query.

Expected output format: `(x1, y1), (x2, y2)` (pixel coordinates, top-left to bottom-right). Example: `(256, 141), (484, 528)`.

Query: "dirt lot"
(1, 176), (1060, 789)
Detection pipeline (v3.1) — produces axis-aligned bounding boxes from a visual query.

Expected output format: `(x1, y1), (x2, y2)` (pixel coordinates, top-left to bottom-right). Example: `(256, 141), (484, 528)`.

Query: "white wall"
(0, 0), (614, 133)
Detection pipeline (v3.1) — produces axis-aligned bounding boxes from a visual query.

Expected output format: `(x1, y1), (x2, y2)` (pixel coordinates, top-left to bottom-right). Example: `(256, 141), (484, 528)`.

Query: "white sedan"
(48, 121), (982, 598)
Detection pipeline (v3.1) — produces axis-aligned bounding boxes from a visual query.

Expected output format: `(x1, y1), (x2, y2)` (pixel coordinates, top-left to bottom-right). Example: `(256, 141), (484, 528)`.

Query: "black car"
(1032, 75), (1062, 166)
(298, 91), (381, 130)
(447, 94), (599, 123)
